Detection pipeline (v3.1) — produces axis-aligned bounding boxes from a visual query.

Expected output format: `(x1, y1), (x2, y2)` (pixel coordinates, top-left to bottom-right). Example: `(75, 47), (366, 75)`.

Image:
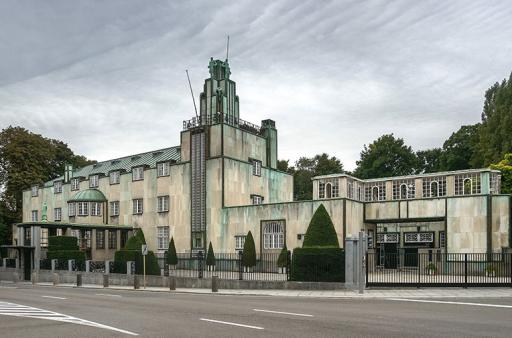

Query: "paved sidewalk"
(4, 281), (512, 299)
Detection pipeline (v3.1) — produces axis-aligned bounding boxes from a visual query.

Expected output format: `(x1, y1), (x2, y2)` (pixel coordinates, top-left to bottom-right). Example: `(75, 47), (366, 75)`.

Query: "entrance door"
(383, 243), (398, 269)
(403, 247), (418, 267)
(23, 249), (31, 281)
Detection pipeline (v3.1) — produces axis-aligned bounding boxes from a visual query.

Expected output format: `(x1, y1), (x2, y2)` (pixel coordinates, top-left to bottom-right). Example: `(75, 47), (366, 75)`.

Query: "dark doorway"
(383, 243), (398, 269)
(23, 248), (31, 281)
(403, 247), (418, 267)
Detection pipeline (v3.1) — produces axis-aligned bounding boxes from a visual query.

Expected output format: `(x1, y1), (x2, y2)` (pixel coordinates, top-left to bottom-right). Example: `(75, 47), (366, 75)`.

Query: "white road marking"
(200, 318), (264, 330)
(0, 301), (138, 335)
(95, 293), (122, 298)
(388, 298), (512, 309)
(41, 295), (67, 300)
(253, 308), (314, 317)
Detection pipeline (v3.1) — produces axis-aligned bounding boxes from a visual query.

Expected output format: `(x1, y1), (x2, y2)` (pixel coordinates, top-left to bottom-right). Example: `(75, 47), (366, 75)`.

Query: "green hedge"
(291, 247), (345, 282)
(114, 249), (160, 275)
(242, 231), (256, 267)
(166, 237), (178, 265)
(47, 250), (86, 263)
(48, 236), (79, 251)
(277, 245), (289, 268)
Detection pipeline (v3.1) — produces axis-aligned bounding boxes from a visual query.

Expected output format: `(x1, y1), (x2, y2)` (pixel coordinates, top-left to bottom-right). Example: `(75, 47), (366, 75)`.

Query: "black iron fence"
(40, 259), (52, 270)
(89, 261), (106, 273)
(5, 258), (16, 268)
(367, 252), (512, 287)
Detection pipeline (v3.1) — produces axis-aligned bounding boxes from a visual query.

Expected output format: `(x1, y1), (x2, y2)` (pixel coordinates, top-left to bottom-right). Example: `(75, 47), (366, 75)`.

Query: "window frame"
(54, 207), (62, 222)
(71, 178), (80, 191)
(132, 166), (144, 181)
(108, 231), (117, 249)
(90, 202), (101, 216)
(157, 162), (170, 177)
(157, 195), (169, 213)
(109, 171), (120, 185)
(77, 202), (89, 216)
(235, 235), (246, 250)
(96, 230), (105, 249)
(132, 199), (143, 215)
(251, 194), (263, 205)
(31, 210), (38, 222)
(31, 185), (38, 197)
(157, 226), (169, 251)
(110, 201), (119, 216)
(262, 220), (285, 250)
(68, 203), (76, 217)
(250, 159), (262, 176)
(54, 180), (63, 194)
(89, 175), (99, 188)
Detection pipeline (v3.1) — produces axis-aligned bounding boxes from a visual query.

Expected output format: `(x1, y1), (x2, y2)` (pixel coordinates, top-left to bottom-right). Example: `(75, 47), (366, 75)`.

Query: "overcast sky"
(1, 0), (511, 170)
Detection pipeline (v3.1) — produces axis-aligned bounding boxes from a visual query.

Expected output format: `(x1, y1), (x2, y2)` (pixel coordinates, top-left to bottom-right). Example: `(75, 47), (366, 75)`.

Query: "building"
(13, 58), (511, 274)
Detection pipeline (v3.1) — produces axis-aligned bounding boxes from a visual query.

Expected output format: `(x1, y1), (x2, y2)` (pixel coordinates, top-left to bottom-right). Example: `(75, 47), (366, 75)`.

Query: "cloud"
(1, 0), (512, 170)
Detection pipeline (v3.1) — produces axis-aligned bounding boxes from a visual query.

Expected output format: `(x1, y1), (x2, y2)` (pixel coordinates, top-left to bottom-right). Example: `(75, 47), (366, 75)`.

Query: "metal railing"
(40, 259), (52, 270)
(183, 113), (262, 135)
(367, 252), (512, 287)
(5, 258), (16, 268)
(89, 261), (106, 273)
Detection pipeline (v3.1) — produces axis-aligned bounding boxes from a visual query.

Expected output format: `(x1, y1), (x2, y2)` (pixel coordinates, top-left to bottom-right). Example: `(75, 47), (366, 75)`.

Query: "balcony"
(183, 113), (262, 135)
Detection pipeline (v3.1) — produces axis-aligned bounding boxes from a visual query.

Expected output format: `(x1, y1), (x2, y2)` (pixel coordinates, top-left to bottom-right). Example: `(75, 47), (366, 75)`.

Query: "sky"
(1, 0), (511, 171)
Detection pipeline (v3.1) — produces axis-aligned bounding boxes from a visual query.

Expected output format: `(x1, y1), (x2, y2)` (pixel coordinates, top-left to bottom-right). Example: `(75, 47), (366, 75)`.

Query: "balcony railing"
(183, 113), (262, 135)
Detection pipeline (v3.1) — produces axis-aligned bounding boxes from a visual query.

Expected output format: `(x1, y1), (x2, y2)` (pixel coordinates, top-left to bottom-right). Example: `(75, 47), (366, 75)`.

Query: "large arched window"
(400, 184), (408, 200)
(430, 181), (438, 197)
(263, 221), (284, 249)
(372, 186), (379, 201)
(463, 178), (472, 195)
(325, 183), (332, 199)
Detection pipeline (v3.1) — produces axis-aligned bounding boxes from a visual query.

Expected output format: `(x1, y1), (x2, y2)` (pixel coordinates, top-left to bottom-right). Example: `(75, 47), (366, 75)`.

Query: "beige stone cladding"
(447, 196), (487, 253)
(407, 199), (445, 218)
(365, 202), (399, 220)
(210, 199), (361, 253)
(491, 195), (510, 251)
(345, 200), (364, 237)
(222, 124), (266, 165)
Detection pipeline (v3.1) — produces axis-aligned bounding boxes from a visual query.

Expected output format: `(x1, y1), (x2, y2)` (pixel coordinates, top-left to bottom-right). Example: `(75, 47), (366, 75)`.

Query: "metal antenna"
(186, 69), (198, 119)
(226, 35), (230, 61)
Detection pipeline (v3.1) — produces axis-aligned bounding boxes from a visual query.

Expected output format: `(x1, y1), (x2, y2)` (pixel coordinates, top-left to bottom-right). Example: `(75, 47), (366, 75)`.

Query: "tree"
(242, 231), (256, 267)
(416, 148), (444, 174)
(277, 159), (291, 173)
(442, 124), (480, 170)
(353, 134), (417, 179)
(0, 126), (95, 223)
(206, 242), (216, 267)
(478, 73), (512, 166)
(167, 237), (178, 265)
(277, 244), (288, 268)
(302, 204), (339, 248)
(490, 153), (512, 194)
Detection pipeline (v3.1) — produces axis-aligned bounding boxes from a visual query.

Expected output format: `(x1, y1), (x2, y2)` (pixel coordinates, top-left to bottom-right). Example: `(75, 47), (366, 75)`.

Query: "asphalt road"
(1, 285), (512, 337)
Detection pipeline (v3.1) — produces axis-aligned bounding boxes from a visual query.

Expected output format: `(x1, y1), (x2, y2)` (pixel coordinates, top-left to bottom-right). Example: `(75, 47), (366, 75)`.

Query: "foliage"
(0, 126), (94, 223)
(48, 236), (78, 251)
(353, 134), (417, 179)
(416, 148), (444, 174)
(478, 73), (512, 165)
(115, 229), (160, 275)
(442, 124), (481, 170)
(206, 242), (216, 266)
(47, 250), (86, 263)
(166, 237), (178, 265)
(277, 245), (288, 268)
(490, 153), (512, 193)
(302, 204), (339, 248)
(291, 247), (345, 282)
(124, 229), (146, 250)
(425, 262), (437, 273)
(242, 231), (256, 267)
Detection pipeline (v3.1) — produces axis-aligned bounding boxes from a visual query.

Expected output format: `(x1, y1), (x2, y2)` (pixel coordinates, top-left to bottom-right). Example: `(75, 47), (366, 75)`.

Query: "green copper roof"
(68, 189), (107, 202)
(44, 146), (181, 187)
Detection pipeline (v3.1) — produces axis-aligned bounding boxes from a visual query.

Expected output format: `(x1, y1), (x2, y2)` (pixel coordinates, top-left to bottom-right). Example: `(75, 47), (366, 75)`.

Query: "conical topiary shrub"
(242, 231), (256, 268)
(206, 242), (216, 270)
(167, 237), (178, 266)
(277, 244), (288, 272)
(302, 204), (339, 248)
(113, 228), (161, 275)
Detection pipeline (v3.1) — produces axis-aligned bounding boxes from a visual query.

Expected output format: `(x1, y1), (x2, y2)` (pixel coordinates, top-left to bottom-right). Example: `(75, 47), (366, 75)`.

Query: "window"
(110, 201), (119, 216)
(192, 232), (204, 249)
(263, 220), (285, 249)
(108, 231), (117, 249)
(235, 235), (246, 250)
(439, 231), (446, 248)
(31, 185), (38, 197)
(54, 181), (63, 194)
(251, 159), (262, 176)
(454, 173), (481, 196)
(71, 178), (80, 191)
(132, 167), (144, 181)
(490, 172), (501, 194)
(109, 171), (120, 185)
(422, 176), (447, 198)
(96, 230), (105, 249)
(157, 196), (169, 212)
(68, 203), (76, 217)
(54, 208), (62, 221)
(157, 226), (169, 251)
(251, 195), (263, 205)
(365, 181), (386, 201)
(91, 202), (101, 216)
(157, 162), (170, 177)
(133, 199), (143, 214)
(392, 179), (415, 200)
(319, 182), (325, 199)
(89, 175), (99, 188)
(77, 202), (88, 216)
(31, 210), (38, 222)
(41, 228), (48, 248)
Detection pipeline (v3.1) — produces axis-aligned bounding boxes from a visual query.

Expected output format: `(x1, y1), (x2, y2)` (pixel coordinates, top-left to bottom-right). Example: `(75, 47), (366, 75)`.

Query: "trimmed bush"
(242, 231), (256, 267)
(303, 204), (339, 248)
(47, 250), (86, 263)
(166, 237), (178, 265)
(206, 242), (216, 266)
(114, 229), (160, 275)
(277, 245), (288, 268)
(48, 236), (79, 251)
(291, 247), (344, 282)
(124, 229), (146, 250)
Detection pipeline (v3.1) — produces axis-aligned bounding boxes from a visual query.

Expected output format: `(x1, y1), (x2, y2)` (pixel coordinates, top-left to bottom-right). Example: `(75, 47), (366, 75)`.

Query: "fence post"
(417, 253), (421, 288)
(68, 259), (74, 272)
(464, 253), (468, 288)
(365, 252), (369, 287)
(85, 260), (91, 273)
(197, 251), (204, 279)
(509, 253), (512, 288)
(126, 261), (132, 275)
(286, 250), (291, 281)
(2, 258), (6, 270)
(105, 260), (110, 274)
(51, 259), (57, 272)
(238, 251), (243, 281)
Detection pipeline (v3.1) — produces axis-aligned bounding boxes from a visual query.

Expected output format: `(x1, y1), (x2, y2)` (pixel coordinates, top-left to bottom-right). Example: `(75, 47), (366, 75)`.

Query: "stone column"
(32, 226), (41, 271)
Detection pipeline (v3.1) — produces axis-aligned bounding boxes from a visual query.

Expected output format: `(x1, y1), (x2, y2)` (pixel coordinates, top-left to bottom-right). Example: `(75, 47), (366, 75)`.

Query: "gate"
(366, 252), (512, 287)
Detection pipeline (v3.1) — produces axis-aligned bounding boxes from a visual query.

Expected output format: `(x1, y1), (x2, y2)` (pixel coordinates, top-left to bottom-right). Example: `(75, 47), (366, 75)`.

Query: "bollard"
(103, 274), (109, 288)
(53, 273), (59, 286)
(12, 272), (19, 284)
(169, 275), (176, 291)
(31, 272), (38, 285)
(212, 275), (218, 293)
(134, 275), (140, 289)
(76, 273), (82, 287)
